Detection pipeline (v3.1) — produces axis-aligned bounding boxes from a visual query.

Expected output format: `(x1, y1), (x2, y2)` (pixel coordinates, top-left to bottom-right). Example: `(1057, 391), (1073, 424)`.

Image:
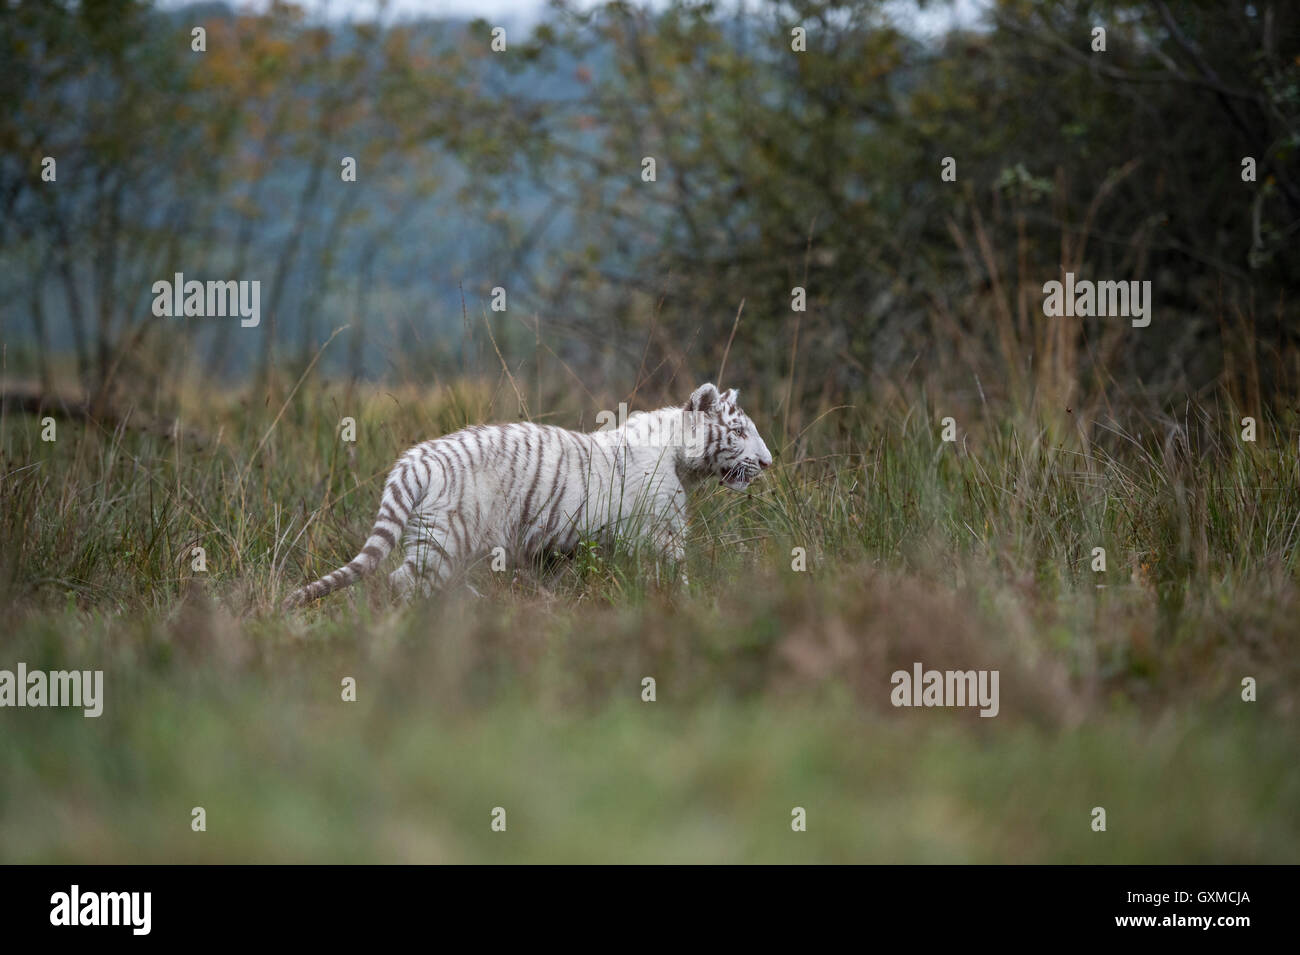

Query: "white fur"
(284, 383), (771, 606)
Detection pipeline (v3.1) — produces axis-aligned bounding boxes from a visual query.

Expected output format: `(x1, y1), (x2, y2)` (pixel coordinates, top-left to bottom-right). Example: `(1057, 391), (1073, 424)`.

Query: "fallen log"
(0, 386), (211, 447)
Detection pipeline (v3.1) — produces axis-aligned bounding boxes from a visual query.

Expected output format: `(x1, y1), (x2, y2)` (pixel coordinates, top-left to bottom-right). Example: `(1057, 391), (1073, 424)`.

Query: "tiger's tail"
(283, 457), (423, 608)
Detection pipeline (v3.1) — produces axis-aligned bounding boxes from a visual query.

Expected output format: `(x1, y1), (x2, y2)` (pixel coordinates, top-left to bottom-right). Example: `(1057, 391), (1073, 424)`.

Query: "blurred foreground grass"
(1, 378), (1297, 861)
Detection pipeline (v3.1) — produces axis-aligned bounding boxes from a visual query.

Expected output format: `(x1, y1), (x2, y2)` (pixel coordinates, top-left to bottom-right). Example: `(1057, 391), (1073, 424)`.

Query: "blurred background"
(2, 0), (1296, 415)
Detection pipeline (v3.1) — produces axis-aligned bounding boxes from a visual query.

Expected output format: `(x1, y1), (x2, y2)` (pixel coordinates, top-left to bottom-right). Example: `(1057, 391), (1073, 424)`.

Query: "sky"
(159, 0), (990, 35)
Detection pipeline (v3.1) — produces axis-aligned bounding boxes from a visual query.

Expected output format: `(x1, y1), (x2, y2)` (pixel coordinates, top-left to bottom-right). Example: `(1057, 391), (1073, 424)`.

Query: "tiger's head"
(683, 382), (773, 491)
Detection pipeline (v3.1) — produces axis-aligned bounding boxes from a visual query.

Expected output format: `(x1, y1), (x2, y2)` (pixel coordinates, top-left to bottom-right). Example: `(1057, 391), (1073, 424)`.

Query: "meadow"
(2, 372), (1296, 862)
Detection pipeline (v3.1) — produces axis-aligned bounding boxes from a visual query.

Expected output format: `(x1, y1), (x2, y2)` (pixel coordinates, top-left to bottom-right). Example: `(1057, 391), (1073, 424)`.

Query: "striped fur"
(283, 383), (772, 607)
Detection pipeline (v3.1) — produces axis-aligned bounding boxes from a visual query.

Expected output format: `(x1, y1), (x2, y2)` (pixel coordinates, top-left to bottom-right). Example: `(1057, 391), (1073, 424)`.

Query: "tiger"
(283, 382), (773, 607)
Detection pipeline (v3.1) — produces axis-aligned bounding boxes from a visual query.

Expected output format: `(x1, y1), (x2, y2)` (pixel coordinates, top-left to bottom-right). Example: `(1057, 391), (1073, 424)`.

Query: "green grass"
(1, 378), (1297, 862)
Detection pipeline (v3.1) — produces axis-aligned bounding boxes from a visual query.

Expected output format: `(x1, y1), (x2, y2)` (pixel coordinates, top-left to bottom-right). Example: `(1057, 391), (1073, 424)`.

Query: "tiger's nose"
(759, 458), (772, 470)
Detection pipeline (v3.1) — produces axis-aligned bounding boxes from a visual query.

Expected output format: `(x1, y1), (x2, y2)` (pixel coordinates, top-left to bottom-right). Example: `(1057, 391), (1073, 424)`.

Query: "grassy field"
(2, 376), (1298, 862)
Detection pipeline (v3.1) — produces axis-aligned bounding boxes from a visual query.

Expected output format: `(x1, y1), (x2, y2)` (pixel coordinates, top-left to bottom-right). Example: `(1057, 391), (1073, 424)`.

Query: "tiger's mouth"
(720, 462), (760, 491)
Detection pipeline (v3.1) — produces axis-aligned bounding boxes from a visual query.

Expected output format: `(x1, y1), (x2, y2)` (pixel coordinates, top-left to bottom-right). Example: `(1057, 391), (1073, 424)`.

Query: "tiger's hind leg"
(390, 514), (459, 599)
(388, 562), (427, 599)
(389, 554), (456, 599)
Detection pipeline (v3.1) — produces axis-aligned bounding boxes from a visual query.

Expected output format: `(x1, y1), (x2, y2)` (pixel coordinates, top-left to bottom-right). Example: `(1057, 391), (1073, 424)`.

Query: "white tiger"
(283, 383), (772, 606)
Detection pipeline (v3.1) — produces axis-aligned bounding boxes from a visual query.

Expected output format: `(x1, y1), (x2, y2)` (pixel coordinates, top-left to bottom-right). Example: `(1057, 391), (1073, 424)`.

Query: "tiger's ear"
(684, 382), (720, 412)
(722, 388), (739, 406)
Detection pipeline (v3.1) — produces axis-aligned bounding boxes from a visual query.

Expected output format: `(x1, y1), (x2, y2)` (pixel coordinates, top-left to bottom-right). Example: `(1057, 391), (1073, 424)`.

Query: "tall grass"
(1, 373), (1297, 861)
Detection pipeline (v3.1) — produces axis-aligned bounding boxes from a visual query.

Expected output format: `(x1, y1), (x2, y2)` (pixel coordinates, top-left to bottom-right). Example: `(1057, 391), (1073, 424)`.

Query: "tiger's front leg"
(651, 521), (689, 589)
